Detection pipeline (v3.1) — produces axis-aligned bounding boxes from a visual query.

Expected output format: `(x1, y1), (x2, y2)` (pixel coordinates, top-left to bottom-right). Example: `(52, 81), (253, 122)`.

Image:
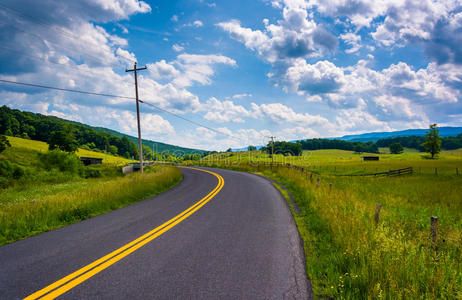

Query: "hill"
(335, 127), (462, 142)
(0, 105), (207, 157)
(94, 127), (206, 155)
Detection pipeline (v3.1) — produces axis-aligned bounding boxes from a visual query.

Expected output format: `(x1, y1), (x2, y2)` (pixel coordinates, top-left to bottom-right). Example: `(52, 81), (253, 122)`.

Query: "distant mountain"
(231, 126), (462, 151)
(335, 127), (462, 142)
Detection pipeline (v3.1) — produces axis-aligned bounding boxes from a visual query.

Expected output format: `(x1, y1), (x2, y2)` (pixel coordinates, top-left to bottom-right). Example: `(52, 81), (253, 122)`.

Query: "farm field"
(0, 137), (182, 245)
(190, 149), (462, 298)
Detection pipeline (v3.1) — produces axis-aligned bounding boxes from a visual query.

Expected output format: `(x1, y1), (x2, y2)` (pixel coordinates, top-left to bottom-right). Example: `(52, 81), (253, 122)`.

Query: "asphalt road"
(0, 167), (311, 299)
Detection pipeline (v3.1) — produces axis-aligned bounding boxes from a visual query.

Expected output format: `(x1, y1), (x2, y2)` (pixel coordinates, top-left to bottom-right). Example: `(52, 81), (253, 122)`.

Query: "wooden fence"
(248, 162), (413, 177)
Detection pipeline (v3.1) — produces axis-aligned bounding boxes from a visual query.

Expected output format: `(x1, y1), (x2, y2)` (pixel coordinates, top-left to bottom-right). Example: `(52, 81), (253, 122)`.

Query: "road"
(0, 167), (311, 299)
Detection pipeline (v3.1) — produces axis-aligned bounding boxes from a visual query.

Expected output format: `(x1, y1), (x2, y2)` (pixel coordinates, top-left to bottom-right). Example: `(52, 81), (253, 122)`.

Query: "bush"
(39, 150), (84, 176)
(84, 168), (101, 178)
(0, 177), (9, 188)
(0, 158), (25, 180)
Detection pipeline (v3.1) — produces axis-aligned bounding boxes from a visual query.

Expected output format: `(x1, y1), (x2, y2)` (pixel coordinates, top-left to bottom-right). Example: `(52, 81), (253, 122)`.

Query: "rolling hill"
(335, 127), (462, 142)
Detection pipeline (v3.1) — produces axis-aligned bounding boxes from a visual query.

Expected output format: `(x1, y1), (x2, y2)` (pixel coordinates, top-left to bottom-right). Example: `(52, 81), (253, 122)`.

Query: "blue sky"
(0, 0), (461, 150)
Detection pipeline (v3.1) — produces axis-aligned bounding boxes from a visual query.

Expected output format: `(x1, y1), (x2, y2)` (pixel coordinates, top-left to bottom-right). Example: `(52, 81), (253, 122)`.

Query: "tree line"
(0, 105), (140, 159)
(376, 134), (462, 151)
(297, 138), (379, 153)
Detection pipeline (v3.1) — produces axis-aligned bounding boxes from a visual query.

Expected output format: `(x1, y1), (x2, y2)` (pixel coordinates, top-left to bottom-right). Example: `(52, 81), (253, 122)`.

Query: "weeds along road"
(0, 167), (311, 299)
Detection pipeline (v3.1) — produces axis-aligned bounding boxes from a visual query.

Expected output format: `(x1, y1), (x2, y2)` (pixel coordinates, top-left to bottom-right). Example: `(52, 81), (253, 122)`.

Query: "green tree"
(48, 130), (78, 153)
(354, 144), (364, 154)
(422, 124), (441, 159)
(389, 143), (404, 154)
(0, 135), (11, 153)
(226, 148), (232, 152)
(247, 145), (257, 151)
(108, 145), (118, 155)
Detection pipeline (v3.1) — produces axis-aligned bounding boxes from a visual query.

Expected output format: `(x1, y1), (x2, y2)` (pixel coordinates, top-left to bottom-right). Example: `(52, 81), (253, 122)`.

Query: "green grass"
(189, 148), (462, 299)
(0, 136), (183, 245)
(5, 136), (135, 165)
(0, 166), (182, 245)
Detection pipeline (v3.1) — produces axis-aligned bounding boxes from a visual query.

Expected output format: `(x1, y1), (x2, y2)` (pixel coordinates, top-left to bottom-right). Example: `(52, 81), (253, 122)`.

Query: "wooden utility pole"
(270, 136), (275, 163)
(126, 62), (147, 173)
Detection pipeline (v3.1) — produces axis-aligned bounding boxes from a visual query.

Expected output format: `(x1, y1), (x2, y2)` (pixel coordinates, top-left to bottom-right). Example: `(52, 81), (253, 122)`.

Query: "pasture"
(192, 149), (462, 298)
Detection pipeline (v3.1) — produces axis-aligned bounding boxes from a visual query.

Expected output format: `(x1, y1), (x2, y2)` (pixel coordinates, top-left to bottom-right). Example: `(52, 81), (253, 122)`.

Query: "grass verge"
(190, 162), (461, 299)
(0, 166), (182, 245)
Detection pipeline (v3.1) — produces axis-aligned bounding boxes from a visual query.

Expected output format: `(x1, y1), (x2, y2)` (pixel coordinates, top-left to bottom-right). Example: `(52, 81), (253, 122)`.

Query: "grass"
(0, 166), (182, 245)
(5, 136), (134, 165)
(189, 148), (462, 299)
(0, 136), (183, 245)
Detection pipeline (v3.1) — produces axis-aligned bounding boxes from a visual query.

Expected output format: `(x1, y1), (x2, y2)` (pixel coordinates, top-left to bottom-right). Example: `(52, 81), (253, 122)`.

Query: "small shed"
(362, 156), (379, 161)
(80, 157), (103, 166)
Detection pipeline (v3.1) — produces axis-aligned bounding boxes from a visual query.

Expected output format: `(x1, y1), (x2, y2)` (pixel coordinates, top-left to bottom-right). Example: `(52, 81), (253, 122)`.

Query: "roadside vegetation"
(188, 148), (462, 298)
(0, 136), (182, 245)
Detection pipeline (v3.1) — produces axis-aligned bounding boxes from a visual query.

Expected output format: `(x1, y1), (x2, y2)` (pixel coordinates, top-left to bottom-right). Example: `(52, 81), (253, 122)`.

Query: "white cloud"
(340, 32), (362, 53)
(171, 14), (179, 22)
(218, 8), (337, 64)
(225, 93), (253, 99)
(253, 102), (332, 127)
(172, 44), (185, 52)
(193, 20), (204, 27)
(203, 97), (252, 123)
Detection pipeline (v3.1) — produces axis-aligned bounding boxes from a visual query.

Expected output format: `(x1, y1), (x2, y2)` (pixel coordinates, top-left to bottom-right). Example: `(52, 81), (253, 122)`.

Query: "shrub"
(0, 177), (9, 188)
(0, 158), (25, 180)
(39, 150), (84, 176)
(84, 168), (101, 178)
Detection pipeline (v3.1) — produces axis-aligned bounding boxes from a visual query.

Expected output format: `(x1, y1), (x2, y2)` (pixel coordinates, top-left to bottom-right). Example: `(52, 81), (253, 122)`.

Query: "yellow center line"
(24, 167), (224, 300)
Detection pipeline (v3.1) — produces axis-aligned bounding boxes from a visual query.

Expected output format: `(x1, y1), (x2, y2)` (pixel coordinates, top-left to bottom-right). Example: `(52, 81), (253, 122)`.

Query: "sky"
(0, 0), (461, 151)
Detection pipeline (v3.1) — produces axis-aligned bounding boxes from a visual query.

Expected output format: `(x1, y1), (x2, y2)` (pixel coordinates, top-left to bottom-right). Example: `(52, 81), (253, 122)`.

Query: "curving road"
(0, 167), (311, 299)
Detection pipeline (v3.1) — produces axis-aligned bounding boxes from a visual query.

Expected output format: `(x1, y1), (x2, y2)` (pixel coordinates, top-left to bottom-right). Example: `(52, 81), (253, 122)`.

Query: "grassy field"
(0, 137), (183, 245)
(189, 149), (462, 299)
(5, 136), (135, 165)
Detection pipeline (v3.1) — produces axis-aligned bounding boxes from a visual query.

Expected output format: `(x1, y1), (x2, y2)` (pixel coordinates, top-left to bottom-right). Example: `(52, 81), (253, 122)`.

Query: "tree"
(108, 145), (118, 155)
(354, 144), (364, 154)
(389, 143), (404, 154)
(0, 135), (11, 153)
(226, 148), (232, 152)
(247, 145), (257, 151)
(48, 130), (78, 153)
(422, 123), (441, 159)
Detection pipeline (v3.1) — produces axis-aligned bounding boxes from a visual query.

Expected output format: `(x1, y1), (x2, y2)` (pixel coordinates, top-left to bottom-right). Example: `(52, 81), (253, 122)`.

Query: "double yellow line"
(25, 167), (224, 300)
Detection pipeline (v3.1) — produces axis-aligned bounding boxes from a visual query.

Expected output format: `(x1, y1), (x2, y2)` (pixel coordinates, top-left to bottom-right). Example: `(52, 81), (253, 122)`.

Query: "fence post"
(435, 168), (438, 176)
(375, 204), (382, 226)
(431, 216), (438, 251)
(310, 173), (313, 183)
(329, 183), (332, 192)
(457, 168), (459, 176)
(316, 177), (320, 188)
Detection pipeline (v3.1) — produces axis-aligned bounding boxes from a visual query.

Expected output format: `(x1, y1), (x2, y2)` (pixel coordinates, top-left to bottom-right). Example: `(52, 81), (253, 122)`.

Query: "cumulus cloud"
(203, 97), (252, 123)
(340, 32), (362, 53)
(218, 8), (337, 64)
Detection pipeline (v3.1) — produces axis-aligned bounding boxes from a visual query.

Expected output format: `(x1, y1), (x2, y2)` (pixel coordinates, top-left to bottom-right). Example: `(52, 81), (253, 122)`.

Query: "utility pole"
(126, 62), (147, 173)
(269, 136), (275, 163)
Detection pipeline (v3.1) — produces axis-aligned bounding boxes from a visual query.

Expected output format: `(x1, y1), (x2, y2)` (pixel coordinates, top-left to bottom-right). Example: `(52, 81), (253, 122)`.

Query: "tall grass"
(0, 166), (182, 245)
(192, 150), (462, 299)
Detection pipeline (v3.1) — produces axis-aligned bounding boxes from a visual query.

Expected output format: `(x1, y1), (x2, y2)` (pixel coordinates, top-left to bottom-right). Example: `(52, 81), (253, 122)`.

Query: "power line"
(0, 78), (245, 142)
(0, 3), (137, 66)
(0, 20), (126, 70)
(0, 78), (134, 99)
(140, 101), (243, 142)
